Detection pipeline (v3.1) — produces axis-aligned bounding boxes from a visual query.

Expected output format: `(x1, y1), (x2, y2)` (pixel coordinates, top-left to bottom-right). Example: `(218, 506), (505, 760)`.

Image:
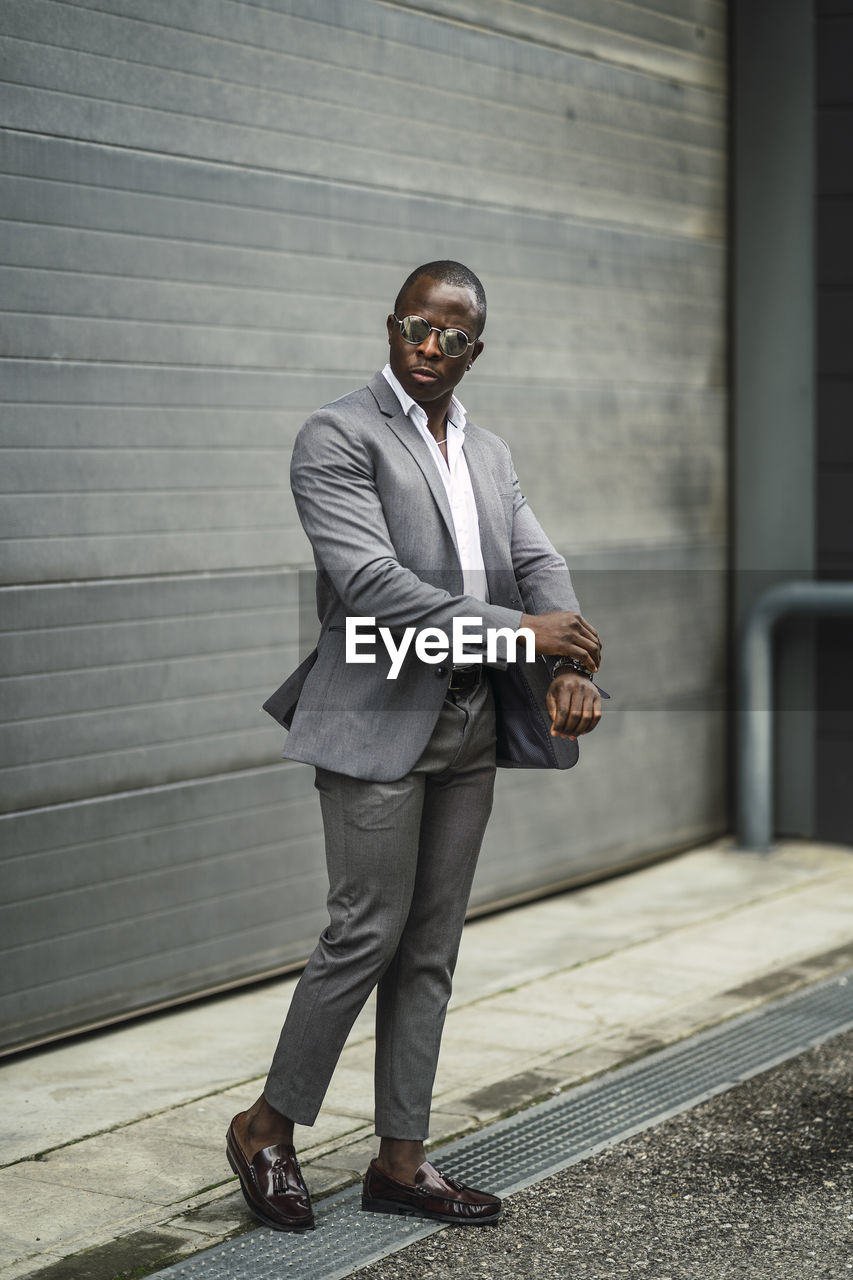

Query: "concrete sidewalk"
(2, 838), (852, 1280)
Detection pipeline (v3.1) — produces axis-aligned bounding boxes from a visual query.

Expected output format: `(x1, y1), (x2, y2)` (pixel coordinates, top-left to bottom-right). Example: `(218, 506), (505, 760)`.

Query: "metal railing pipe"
(737, 580), (853, 850)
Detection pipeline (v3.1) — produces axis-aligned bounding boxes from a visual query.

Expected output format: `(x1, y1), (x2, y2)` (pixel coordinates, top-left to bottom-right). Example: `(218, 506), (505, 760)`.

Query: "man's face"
(386, 276), (484, 406)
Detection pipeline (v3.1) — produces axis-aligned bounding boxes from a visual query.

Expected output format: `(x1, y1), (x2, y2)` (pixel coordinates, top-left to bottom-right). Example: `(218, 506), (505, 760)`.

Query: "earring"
(466, 362), (472, 369)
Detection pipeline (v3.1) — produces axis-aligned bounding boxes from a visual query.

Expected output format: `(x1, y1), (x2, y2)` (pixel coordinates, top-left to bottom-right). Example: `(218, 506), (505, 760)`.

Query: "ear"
(386, 313), (396, 344)
(469, 339), (484, 366)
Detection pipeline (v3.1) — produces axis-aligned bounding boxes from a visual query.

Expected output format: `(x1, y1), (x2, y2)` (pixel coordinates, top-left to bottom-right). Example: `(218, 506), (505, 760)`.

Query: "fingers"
(526, 611), (603, 669)
(562, 614), (601, 671)
(576, 616), (602, 670)
(548, 677), (602, 739)
(569, 635), (600, 671)
(576, 616), (600, 645)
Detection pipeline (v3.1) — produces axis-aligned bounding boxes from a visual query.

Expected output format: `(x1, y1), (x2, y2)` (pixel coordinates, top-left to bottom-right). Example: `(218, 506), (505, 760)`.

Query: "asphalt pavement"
(355, 1028), (853, 1280)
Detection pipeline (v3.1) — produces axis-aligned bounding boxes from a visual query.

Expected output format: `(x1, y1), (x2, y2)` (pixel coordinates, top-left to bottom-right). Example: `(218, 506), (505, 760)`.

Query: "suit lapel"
(368, 373), (459, 554)
(366, 374), (511, 602)
(462, 430), (511, 601)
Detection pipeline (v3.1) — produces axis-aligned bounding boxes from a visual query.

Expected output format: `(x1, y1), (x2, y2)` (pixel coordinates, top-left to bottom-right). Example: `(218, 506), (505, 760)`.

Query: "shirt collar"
(381, 364), (467, 433)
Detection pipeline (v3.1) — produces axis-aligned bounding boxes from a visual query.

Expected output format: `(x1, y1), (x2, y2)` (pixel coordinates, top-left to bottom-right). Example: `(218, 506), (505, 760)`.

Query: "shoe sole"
(226, 1148), (315, 1232)
(361, 1194), (501, 1225)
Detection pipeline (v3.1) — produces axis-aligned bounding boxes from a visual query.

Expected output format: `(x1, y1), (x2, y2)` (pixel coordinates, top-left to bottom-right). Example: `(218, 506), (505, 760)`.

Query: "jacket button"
(435, 666), (447, 678)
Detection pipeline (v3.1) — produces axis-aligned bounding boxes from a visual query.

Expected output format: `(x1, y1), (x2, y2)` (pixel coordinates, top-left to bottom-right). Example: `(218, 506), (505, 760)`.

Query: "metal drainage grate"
(154, 970), (853, 1280)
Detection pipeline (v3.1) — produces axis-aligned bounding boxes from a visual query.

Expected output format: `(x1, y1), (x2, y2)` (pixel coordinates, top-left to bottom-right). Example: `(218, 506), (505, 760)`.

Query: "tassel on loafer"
(226, 1120), (314, 1232)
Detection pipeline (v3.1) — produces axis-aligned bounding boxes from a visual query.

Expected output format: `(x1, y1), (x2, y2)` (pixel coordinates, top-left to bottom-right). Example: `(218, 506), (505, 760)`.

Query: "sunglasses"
(394, 314), (474, 359)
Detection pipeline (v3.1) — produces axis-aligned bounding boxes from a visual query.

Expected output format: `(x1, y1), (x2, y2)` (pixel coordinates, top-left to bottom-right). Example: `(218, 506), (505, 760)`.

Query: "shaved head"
(395, 260), (487, 337)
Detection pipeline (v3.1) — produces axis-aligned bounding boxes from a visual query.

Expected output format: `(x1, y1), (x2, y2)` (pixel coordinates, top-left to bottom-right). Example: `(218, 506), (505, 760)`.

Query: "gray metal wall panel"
(0, 0), (724, 231)
(0, 572), (299, 811)
(0, 766), (326, 1050)
(0, 0), (728, 1050)
(480, 705), (727, 908)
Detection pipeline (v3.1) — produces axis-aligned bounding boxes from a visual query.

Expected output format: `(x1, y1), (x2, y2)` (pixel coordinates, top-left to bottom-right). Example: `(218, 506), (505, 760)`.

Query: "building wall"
(731, 0), (817, 840)
(816, 0), (853, 841)
(0, 0), (728, 1051)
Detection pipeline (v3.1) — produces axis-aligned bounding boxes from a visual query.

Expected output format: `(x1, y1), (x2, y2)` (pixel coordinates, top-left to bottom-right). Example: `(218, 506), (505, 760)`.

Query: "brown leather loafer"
(361, 1158), (501, 1225)
(226, 1120), (314, 1231)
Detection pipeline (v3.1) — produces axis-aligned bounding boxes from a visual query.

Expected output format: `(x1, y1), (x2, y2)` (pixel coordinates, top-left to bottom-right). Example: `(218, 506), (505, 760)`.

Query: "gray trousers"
(264, 678), (496, 1139)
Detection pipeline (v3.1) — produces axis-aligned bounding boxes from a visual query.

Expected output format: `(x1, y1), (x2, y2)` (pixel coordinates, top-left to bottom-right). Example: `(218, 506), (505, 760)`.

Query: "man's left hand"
(546, 672), (602, 740)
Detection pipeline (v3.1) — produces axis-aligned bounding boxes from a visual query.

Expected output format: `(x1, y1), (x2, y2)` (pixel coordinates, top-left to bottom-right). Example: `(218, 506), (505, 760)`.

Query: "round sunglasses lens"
(439, 329), (468, 357)
(400, 316), (430, 343)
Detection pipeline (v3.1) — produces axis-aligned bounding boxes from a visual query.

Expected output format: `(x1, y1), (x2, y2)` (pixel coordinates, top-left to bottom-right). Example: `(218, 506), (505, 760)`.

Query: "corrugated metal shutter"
(0, 0), (728, 1052)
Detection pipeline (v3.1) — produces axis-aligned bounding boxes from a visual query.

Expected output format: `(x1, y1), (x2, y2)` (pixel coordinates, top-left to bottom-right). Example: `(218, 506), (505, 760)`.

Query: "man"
(226, 261), (603, 1231)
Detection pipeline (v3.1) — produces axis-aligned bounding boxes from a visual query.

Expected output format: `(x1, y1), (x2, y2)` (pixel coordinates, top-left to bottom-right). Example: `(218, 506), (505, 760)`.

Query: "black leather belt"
(446, 666), (482, 696)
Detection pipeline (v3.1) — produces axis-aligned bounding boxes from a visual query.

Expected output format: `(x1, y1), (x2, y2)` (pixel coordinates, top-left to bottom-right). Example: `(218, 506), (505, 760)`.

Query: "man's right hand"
(520, 611), (602, 671)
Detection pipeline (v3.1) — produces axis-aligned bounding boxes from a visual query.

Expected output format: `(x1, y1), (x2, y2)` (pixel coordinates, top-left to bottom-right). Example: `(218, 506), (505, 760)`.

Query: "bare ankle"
(240, 1095), (294, 1155)
(377, 1138), (426, 1185)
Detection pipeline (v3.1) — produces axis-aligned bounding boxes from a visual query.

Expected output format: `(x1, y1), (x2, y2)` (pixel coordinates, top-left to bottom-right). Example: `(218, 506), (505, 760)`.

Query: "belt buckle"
(448, 665), (480, 695)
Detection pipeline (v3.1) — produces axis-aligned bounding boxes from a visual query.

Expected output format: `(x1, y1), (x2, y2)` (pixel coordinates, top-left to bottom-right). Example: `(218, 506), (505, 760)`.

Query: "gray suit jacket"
(264, 371), (580, 781)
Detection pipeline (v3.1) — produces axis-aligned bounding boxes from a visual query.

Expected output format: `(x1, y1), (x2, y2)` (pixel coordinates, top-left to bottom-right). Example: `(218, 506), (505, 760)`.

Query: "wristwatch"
(551, 656), (594, 680)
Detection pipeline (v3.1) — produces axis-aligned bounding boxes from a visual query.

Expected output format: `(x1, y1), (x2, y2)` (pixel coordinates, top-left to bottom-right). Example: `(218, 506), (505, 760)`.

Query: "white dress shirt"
(381, 364), (489, 604)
